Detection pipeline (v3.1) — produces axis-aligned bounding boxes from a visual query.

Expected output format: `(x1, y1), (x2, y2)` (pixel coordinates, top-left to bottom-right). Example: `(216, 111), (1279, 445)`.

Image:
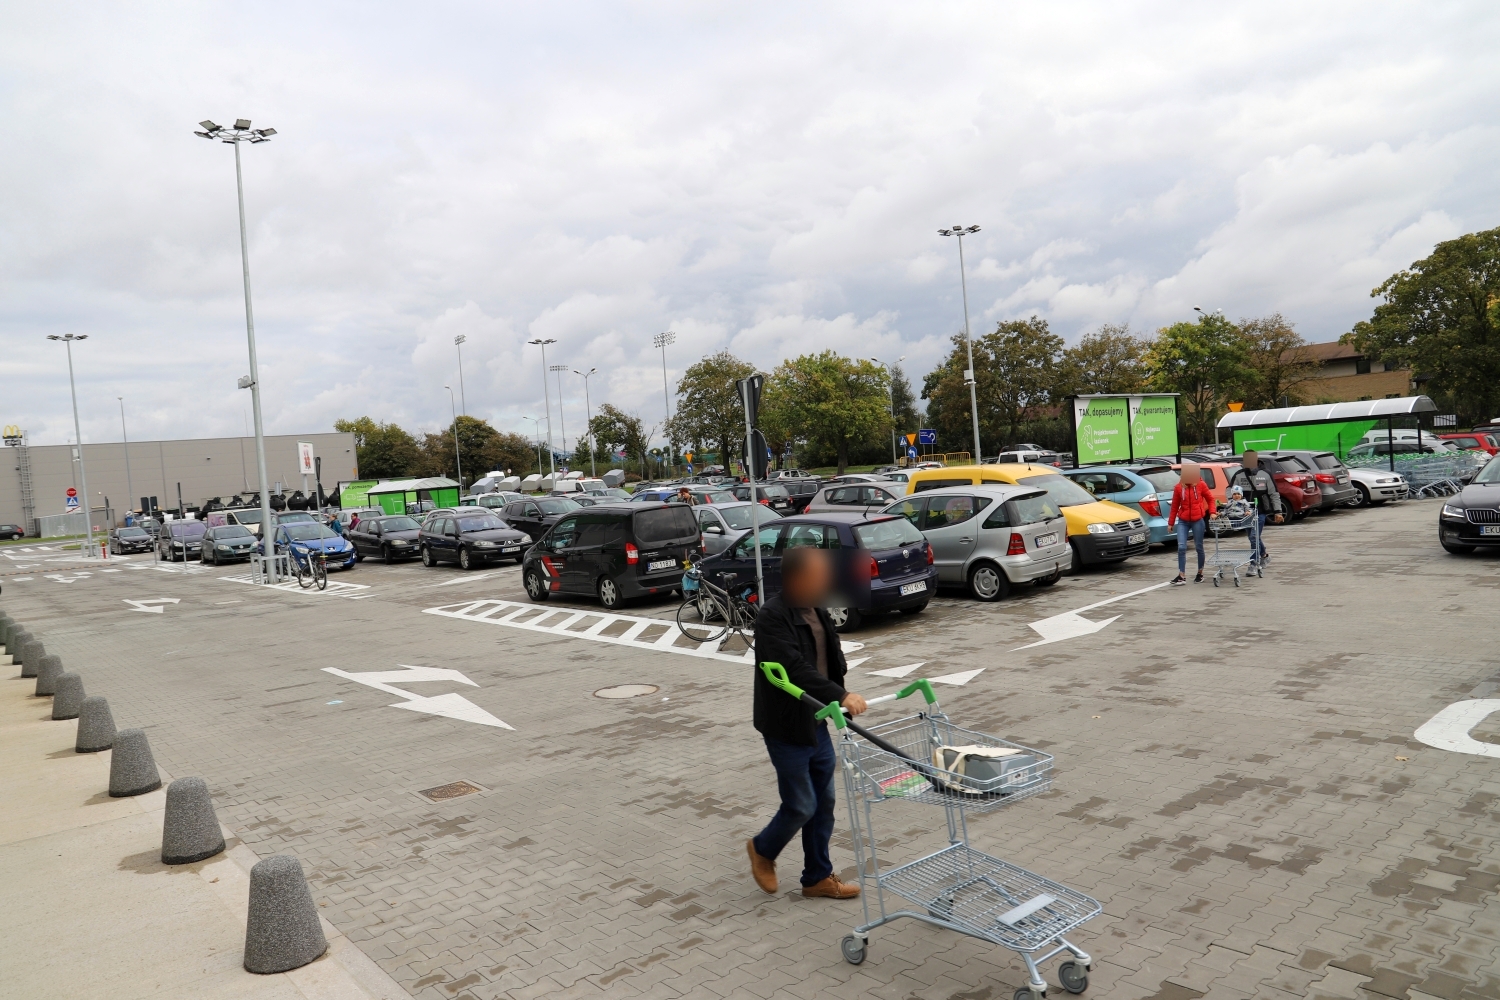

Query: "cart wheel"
(1058, 961), (1088, 994)
(840, 935), (866, 965)
(1014, 989), (1045, 1000)
(1212, 575), (1219, 587)
(1233, 576), (1240, 588)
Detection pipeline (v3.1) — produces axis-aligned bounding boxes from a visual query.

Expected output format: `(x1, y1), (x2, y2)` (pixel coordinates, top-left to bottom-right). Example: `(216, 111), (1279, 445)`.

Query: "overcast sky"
(4, 2), (1498, 450)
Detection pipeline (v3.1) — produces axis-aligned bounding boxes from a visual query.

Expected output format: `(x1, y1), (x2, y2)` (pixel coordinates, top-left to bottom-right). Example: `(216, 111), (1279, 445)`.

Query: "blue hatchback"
(1064, 465), (1178, 546)
(262, 522), (358, 570)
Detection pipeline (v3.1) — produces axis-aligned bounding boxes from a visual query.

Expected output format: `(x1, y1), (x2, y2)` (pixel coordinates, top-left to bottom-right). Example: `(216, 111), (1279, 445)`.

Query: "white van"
(1359, 429), (1424, 445)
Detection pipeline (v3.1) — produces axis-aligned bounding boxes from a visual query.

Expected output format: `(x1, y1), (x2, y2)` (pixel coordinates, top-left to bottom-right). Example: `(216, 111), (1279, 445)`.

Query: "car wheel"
(825, 606), (862, 633)
(421, 545), (435, 567)
(1069, 540), (1085, 574)
(459, 547), (473, 570)
(524, 569), (550, 601)
(203, 549), (213, 565)
(383, 545), (394, 565)
(354, 548), (365, 562)
(967, 562), (1009, 602)
(597, 576), (622, 609)
(1441, 537), (1476, 555)
(1350, 484), (1370, 508)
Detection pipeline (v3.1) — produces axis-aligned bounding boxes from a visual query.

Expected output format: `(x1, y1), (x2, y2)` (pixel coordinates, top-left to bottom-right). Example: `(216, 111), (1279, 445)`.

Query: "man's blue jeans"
(1176, 518), (1206, 575)
(1256, 514), (1268, 559)
(753, 725), (836, 887)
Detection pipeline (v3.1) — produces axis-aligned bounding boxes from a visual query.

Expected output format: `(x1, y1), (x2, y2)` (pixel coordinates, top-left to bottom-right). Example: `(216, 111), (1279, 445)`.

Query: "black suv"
(502, 496), (582, 543)
(347, 514), (423, 563)
(522, 503), (700, 609)
(158, 519), (207, 561)
(418, 512), (529, 570)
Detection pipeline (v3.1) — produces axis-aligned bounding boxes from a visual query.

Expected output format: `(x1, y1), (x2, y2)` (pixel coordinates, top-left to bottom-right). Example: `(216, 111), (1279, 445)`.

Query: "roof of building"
(1294, 341), (1365, 363)
(1217, 395), (1437, 430)
(365, 477), (459, 495)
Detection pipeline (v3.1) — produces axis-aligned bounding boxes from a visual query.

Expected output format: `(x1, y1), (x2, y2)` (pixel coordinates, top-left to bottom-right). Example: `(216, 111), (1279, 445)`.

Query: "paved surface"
(3, 498), (1500, 1000)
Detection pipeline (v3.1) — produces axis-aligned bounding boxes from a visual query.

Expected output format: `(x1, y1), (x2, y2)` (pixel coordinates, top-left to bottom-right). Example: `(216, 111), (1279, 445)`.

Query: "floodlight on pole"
(572, 367), (598, 477)
(444, 385), (463, 487)
(523, 416), (544, 472)
(47, 333), (95, 555)
(938, 224), (983, 463)
(526, 338), (557, 474)
(549, 364), (569, 460)
(196, 117), (278, 580)
(453, 334), (468, 416)
(867, 355), (906, 465)
(118, 397), (134, 520)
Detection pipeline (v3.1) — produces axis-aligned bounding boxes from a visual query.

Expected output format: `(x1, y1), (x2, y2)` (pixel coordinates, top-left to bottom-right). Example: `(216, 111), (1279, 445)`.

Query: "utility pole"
(453, 334), (468, 416)
(48, 333), (94, 554)
(939, 225), (983, 463)
(118, 397), (134, 520)
(527, 338), (557, 474)
(654, 331), (675, 470)
(573, 368), (598, 477)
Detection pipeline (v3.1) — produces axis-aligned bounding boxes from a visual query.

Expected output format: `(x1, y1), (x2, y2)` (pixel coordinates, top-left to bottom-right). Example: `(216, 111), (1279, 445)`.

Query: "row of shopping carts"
(1346, 453), (1484, 498)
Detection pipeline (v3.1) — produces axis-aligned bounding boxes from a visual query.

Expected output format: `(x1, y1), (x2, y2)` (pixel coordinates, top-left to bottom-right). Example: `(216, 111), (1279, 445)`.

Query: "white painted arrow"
(868, 662), (926, 679)
(389, 692), (513, 729)
(929, 667), (985, 686)
(322, 665), (511, 731)
(1013, 581), (1171, 649)
(124, 598), (181, 613)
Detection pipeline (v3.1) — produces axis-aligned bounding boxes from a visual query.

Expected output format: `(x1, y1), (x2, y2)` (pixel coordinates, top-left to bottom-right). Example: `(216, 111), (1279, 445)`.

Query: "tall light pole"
(444, 385), (463, 488)
(573, 367), (597, 477)
(118, 397), (134, 520)
(196, 118), (278, 579)
(867, 355), (906, 465)
(549, 364), (569, 464)
(939, 225), (983, 463)
(526, 338), (557, 474)
(653, 331), (675, 469)
(524, 416), (543, 473)
(453, 334), (468, 416)
(47, 334), (94, 554)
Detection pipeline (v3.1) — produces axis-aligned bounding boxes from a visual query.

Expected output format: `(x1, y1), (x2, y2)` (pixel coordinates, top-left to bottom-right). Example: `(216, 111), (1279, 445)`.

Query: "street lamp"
(867, 356), (906, 465)
(526, 338), (557, 475)
(572, 367), (598, 477)
(196, 118), (279, 579)
(523, 416), (544, 473)
(653, 331), (675, 472)
(118, 397), (134, 521)
(453, 334), (468, 416)
(444, 385), (463, 487)
(549, 364), (569, 463)
(47, 333), (94, 554)
(939, 224), (983, 463)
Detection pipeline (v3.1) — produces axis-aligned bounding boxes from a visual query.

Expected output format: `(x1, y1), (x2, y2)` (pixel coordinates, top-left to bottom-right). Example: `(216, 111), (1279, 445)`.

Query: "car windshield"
(458, 515), (506, 532)
(1137, 469), (1181, 492)
(1311, 454), (1343, 470)
(278, 512), (316, 522)
(379, 516), (420, 531)
(283, 524), (336, 541)
(854, 517), (924, 550)
(537, 498), (580, 515)
(232, 510), (262, 524)
(169, 522), (207, 537)
(1016, 474), (1098, 507)
(1474, 457), (1500, 484)
(118, 527), (149, 538)
(217, 525), (253, 538)
(720, 505), (782, 530)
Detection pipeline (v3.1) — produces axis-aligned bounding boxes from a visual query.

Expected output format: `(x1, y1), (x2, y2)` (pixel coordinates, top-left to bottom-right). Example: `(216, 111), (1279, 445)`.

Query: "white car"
(1345, 467), (1408, 506)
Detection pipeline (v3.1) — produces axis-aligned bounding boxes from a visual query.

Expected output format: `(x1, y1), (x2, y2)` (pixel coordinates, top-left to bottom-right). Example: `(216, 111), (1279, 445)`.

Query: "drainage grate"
(417, 780), (484, 802)
(594, 684), (660, 699)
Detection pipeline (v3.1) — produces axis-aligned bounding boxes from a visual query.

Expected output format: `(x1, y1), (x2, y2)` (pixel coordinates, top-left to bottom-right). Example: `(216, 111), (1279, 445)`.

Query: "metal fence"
(35, 507), (114, 538)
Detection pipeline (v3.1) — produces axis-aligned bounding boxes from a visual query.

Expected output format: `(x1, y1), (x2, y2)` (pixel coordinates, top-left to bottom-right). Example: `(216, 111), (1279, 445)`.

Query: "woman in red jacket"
(1167, 463), (1216, 585)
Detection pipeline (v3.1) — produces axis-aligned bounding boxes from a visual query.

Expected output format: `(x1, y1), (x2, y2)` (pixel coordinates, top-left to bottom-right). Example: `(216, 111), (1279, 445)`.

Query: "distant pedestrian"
(747, 546), (865, 900)
(348, 512), (360, 530)
(1228, 451), (1284, 562)
(1167, 463), (1216, 585)
(674, 486), (696, 506)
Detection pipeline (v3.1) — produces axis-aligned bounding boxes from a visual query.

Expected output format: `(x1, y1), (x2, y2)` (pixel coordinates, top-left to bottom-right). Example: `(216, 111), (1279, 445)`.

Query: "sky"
(3, 2), (1498, 451)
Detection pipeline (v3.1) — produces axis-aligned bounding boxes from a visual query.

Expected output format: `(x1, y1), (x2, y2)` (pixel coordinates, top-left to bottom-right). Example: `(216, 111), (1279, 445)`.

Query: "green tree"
(1056, 324), (1148, 397)
(1143, 313), (1250, 446)
(763, 351), (889, 474)
(921, 318), (1062, 457)
(1346, 226), (1500, 422)
(335, 417), (420, 479)
(590, 404), (652, 474)
(414, 415), (526, 486)
(667, 350), (757, 474)
(1237, 314), (1320, 409)
(890, 363), (921, 446)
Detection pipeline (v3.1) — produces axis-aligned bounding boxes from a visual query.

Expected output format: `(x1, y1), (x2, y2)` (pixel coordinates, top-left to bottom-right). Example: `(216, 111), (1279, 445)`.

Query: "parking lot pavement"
(5, 498), (1500, 1000)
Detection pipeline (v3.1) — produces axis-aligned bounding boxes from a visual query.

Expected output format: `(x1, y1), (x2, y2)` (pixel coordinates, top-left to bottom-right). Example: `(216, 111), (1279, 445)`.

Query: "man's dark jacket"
(753, 596), (847, 746)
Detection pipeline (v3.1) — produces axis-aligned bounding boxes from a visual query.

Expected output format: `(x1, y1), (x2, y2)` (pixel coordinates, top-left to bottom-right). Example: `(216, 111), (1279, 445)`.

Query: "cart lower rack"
(1205, 511), (1262, 588)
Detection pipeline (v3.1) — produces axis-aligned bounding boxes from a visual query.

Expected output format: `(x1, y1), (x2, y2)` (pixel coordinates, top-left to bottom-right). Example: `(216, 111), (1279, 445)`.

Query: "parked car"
(1438, 433), (1500, 456)
(1348, 440), (1461, 461)
(820, 473), (891, 486)
(1262, 451), (1359, 510)
(1064, 466), (1175, 546)
(347, 514), (423, 563)
(584, 487), (633, 500)
(804, 481), (905, 516)
(0, 523), (25, 541)
(522, 502), (701, 608)
(502, 496), (582, 543)
(905, 465), (1146, 571)
(108, 526), (153, 554)
(419, 511), (529, 569)
(273, 511), (319, 526)
(1234, 455), (1331, 517)
(990, 449), (1064, 467)
(419, 506), (486, 527)
(134, 516), (163, 539)
(779, 478), (824, 513)
(199, 524), (258, 564)
(267, 522), (357, 570)
(157, 519), (207, 561)
(695, 501), (784, 556)
(685, 488), (738, 505)
(881, 485), (1067, 600)
(630, 488), (690, 503)
(727, 482), (795, 515)
(693, 512), (937, 631)
(1345, 467), (1408, 507)
(1439, 455), (1500, 553)
(463, 492), (522, 511)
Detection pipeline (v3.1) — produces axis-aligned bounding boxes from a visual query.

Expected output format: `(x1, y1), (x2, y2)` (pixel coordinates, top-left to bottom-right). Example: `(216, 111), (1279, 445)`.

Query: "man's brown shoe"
(747, 839), (777, 894)
(801, 876), (860, 899)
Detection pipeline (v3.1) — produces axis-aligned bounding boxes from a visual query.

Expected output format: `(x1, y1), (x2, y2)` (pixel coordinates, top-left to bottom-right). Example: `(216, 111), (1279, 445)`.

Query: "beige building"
(1, 431), (357, 534)
(1296, 341), (1413, 404)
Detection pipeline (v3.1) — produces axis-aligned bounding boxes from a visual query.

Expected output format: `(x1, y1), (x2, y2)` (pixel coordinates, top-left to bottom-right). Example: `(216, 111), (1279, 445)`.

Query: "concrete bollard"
(161, 777), (226, 864)
(75, 696), (116, 753)
(34, 654), (62, 697)
(51, 672), (85, 720)
(108, 728), (162, 797)
(243, 855), (328, 974)
(16, 635), (39, 678)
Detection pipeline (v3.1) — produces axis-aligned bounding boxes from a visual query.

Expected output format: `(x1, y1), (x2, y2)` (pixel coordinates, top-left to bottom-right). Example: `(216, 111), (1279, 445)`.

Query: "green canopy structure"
(365, 477), (461, 515)
(1216, 396), (1438, 471)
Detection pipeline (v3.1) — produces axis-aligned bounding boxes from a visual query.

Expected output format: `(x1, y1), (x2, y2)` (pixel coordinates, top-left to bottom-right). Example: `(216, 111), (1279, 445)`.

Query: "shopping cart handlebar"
(759, 662), (939, 759)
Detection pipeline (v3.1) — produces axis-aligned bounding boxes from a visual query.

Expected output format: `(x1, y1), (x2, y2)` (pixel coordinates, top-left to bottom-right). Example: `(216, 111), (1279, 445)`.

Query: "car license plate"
(1128, 532), (1146, 545)
(1034, 532), (1058, 547)
(502, 546), (519, 552)
(899, 581), (927, 596)
(1482, 527), (1500, 537)
(648, 558), (677, 571)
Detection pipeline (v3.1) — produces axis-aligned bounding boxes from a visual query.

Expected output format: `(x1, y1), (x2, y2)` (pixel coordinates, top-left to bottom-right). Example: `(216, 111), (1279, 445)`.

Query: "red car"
(1439, 432), (1499, 456)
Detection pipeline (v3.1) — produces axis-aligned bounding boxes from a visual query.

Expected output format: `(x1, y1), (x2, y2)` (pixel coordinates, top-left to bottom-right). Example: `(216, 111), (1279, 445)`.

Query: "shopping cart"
(1204, 511), (1261, 588)
(759, 663), (1099, 1000)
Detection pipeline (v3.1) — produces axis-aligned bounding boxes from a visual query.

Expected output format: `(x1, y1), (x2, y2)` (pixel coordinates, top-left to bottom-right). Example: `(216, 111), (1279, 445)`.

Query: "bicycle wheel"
(295, 557), (312, 589)
(676, 596), (728, 643)
(313, 556), (328, 591)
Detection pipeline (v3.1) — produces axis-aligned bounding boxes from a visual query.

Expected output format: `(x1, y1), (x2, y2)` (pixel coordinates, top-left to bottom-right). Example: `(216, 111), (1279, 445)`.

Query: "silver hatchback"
(880, 484), (1070, 600)
(804, 481), (905, 516)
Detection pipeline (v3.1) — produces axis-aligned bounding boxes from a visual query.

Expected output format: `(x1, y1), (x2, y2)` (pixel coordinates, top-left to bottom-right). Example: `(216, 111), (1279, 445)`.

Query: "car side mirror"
(705, 523), (724, 534)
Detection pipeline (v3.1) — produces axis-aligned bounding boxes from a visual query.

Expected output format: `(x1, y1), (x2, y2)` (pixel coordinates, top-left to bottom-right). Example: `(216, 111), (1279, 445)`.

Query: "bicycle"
(675, 564), (757, 643)
(289, 546), (329, 591)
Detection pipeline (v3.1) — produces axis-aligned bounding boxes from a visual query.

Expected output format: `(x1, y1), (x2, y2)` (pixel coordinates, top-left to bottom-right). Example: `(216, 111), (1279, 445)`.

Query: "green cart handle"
(758, 661), (803, 700)
(898, 678), (937, 705)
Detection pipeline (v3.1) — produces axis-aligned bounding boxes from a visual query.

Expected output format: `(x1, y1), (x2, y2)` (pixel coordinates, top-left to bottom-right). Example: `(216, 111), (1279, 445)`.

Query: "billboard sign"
(1072, 397), (1131, 464)
(297, 442), (315, 477)
(1129, 395), (1179, 459)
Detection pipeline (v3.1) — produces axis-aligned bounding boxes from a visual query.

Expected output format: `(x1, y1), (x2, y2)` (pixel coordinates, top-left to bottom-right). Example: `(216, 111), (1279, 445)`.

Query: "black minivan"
(522, 503), (700, 609)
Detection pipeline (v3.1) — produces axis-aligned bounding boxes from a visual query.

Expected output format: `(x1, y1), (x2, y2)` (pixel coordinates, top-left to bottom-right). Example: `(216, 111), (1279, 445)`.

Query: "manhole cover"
(417, 780), (484, 802)
(594, 684), (660, 699)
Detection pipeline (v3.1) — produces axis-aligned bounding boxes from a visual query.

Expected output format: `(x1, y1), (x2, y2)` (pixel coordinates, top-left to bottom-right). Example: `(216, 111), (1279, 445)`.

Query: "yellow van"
(906, 465), (1148, 570)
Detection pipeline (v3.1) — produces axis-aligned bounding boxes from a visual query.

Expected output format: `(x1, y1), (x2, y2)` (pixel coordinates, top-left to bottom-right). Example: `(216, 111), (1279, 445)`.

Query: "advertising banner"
(297, 441), (316, 477)
(1129, 395), (1179, 459)
(1072, 397), (1132, 463)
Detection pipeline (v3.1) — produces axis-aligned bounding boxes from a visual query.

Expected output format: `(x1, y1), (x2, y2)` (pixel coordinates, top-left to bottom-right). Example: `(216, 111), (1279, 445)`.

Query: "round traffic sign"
(65, 487), (77, 498)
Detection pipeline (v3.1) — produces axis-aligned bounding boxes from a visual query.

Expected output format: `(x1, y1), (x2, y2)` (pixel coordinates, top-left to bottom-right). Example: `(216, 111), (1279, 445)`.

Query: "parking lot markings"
(323, 664), (513, 730)
(929, 667), (984, 686)
(1015, 580), (1172, 648)
(1414, 700), (1500, 758)
(868, 662), (926, 678)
